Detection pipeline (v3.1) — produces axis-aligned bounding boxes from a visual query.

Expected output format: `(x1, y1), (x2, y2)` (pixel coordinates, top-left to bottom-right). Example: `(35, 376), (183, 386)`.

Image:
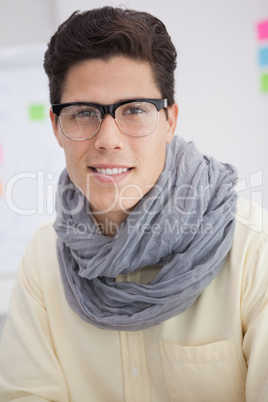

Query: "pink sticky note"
(257, 20), (268, 41)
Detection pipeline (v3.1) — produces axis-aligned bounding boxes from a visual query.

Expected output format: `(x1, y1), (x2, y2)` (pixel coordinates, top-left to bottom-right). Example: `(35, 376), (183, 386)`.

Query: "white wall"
(0, 0), (267, 312)
(0, 0), (55, 47)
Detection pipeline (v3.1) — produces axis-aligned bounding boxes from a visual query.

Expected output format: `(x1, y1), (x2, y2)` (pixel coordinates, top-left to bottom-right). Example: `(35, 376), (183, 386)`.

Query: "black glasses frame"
(51, 98), (168, 118)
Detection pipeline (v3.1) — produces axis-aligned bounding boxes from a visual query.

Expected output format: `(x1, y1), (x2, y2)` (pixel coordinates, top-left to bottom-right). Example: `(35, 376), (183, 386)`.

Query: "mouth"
(88, 165), (133, 183)
(92, 167), (132, 176)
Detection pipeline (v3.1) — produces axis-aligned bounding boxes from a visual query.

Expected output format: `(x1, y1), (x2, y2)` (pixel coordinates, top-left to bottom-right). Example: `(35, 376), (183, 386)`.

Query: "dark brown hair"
(44, 7), (177, 105)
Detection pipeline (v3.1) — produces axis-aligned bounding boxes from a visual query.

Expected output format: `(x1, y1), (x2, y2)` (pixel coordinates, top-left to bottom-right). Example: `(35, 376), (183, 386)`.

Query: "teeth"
(95, 167), (129, 175)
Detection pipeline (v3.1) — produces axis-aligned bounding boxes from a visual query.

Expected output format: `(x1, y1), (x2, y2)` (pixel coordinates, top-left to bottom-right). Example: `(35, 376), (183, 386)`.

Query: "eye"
(73, 108), (98, 119)
(121, 102), (150, 117)
(124, 107), (145, 115)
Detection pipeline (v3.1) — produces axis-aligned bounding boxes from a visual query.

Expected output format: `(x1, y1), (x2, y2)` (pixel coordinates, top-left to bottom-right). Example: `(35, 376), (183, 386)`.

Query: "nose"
(94, 114), (124, 152)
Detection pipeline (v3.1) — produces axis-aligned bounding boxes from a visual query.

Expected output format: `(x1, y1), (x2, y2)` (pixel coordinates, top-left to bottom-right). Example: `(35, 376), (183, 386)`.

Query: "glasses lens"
(116, 101), (158, 137)
(59, 105), (101, 140)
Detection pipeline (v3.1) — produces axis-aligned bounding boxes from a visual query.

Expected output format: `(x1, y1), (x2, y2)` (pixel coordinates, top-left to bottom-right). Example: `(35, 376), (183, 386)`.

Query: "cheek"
(62, 141), (87, 163)
(61, 142), (89, 182)
(139, 132), (167, 163)
(135, 137), (167, 184)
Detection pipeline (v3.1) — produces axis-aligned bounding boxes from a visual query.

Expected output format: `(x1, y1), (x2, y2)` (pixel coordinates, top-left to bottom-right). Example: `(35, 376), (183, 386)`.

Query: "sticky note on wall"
(259, 47), (268, 67)
(29, 104), (46, 121)
(257, 20), (268, 41)
(261, 73), (268, 92)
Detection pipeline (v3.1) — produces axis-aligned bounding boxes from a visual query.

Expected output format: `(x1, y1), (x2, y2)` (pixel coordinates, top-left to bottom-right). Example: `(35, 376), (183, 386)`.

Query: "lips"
(94, 167), (130, 176)
(89, 165), (133, 183)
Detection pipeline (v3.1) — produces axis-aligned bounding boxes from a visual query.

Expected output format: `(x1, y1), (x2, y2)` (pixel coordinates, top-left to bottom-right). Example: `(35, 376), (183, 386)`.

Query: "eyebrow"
(68, 97), (150, 105)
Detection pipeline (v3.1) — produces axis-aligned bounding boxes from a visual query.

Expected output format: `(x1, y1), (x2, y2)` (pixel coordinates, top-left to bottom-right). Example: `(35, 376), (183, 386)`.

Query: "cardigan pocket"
(159, 339), (246, 402)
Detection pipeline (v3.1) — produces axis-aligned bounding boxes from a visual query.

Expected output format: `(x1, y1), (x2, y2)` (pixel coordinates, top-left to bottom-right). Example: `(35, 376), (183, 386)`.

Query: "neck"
(91, 209), (130, 237)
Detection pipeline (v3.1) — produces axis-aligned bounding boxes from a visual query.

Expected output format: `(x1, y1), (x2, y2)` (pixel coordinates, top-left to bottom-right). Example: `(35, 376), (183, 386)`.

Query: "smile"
(89, 166), (133, 183)
(95, 167), (130, 175)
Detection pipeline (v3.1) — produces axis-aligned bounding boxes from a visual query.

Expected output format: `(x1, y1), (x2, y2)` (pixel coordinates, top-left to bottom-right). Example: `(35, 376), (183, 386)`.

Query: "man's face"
(51, 56), (178, 224)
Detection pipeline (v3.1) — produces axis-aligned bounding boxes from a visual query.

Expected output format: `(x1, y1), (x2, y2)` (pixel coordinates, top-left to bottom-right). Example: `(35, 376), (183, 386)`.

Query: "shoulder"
(231, 198), (268, 268)
(32, 220), (58, 244)
(25, 220), (57, 257)
(19, 220), (59, 287)
(232, 198), (268, 256)
(232, 199), (268, 324)
(222, 198), (268, 299)
(235, 197), (268, 235)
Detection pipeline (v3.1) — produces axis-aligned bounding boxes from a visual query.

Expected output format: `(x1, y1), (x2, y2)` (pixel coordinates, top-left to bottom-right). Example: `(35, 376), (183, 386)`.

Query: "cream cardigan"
(0, 198), (268, 402)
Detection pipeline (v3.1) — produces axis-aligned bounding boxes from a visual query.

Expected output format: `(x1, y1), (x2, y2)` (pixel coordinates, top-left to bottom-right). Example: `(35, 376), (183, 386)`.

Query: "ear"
(166, 102), (179, 143)
(50, 108), (63, 148)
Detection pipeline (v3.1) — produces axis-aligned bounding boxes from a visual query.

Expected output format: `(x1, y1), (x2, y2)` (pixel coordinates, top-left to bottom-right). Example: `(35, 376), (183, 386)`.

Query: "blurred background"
(0, 0), (267, 333)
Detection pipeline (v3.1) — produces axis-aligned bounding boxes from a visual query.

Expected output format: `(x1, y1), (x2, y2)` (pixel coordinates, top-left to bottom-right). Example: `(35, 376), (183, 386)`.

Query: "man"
(0, 7), (268, 401)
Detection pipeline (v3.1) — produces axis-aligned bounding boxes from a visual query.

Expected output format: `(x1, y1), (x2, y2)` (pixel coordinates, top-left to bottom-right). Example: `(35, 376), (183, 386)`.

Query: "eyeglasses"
(52, 98), (168, 140)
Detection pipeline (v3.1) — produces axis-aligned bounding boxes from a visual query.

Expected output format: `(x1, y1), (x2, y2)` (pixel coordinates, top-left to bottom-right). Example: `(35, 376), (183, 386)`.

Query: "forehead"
(61, 56), (161, 104)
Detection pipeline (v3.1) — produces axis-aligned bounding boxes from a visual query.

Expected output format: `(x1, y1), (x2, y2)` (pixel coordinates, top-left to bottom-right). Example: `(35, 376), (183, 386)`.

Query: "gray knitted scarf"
(54, 136), (237, 331)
